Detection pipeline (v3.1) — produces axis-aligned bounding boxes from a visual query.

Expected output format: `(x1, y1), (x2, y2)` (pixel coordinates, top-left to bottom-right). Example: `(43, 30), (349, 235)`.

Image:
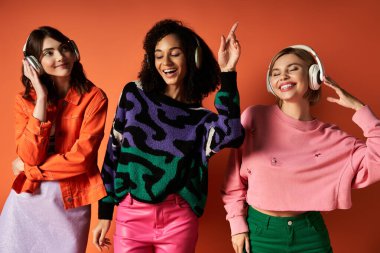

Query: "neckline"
(154, 92), (202, 109)
(271, 105), (320, 131)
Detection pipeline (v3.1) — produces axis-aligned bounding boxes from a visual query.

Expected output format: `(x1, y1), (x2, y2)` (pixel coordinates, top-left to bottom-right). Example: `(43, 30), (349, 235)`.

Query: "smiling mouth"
(279, 83), (295, 91)
(163, 69), (177, 75)
(55, 63), (68, 68)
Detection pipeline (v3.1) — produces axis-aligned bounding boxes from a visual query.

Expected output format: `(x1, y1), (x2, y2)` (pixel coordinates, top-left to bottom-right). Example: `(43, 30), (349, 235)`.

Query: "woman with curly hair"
(93, 19), (244, 253)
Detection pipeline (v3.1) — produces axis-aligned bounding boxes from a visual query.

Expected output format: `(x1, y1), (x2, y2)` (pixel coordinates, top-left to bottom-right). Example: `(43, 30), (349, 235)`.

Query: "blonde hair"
(269, 47), (321, 106)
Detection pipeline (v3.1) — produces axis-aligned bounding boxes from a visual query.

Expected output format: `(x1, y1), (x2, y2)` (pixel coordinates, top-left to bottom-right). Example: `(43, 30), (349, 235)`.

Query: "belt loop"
(175, 195), (182, 207)
(128, 194), (133, 205)
(306, 215), (311, 228)
(266, 216), (270, 230)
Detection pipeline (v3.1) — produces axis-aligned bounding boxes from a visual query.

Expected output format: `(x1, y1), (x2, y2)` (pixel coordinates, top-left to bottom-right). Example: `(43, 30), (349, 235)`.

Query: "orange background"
(1, 0), (380, 252)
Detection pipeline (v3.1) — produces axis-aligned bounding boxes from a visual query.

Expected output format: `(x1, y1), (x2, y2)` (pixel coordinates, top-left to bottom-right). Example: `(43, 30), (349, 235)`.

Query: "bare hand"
(231, 232), (250, 253)
(324, 76), (364, 111)
(92, 219), (112, 252)
(218, 22), (241, 72)
(23, 60), (48, 99)
(12, 157), (25, 176)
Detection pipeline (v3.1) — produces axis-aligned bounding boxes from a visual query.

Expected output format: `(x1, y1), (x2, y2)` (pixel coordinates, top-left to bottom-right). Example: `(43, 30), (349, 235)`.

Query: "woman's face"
(269, 53), (309, 103)
(40, 37), (75, 78)
(154, 34), (187, 88)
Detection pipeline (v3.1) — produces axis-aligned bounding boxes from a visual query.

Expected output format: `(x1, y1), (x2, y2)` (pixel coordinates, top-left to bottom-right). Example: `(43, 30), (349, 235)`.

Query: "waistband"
(248, 206), (323, 229)
(121, 193), (188, 207)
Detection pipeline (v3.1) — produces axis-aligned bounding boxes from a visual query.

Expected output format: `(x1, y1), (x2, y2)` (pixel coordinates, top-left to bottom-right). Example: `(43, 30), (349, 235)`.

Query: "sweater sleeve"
(221, 147), (249, 236)
(205, 72), (244, 158)
(350, 106), (380, 188)
(221, 106), (252, 236)
(98, 87), (128, 220)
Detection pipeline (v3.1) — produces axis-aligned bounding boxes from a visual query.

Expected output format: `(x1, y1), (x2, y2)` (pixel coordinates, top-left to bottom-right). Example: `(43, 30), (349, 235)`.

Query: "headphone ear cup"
(308, 64), (321, 90)
(194, 45), (202, 69)
(145, 54), (151, 69)
(266, 70), (275, 94)
(25, 56), (43, 75)
(68, 40), (80, 61)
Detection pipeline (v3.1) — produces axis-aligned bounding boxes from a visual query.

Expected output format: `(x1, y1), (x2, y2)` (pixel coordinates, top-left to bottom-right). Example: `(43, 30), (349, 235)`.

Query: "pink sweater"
(222, 104), (380, 235)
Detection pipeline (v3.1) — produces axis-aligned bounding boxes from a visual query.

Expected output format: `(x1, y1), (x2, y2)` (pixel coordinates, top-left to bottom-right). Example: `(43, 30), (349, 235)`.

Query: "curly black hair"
(22, 26), (91, 103)
(138, 19), (220, 103)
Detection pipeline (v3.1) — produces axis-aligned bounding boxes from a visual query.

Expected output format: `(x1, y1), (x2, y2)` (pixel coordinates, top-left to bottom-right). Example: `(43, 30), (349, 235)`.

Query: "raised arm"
(204, 23), (244, 157)
(325, 77), (380, 188)
(23, 89), (108, 181)
(15, 61), (51, 165)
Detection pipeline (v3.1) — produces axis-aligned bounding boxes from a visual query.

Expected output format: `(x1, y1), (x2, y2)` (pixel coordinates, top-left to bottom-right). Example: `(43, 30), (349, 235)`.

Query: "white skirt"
(0, 181), (91, 253)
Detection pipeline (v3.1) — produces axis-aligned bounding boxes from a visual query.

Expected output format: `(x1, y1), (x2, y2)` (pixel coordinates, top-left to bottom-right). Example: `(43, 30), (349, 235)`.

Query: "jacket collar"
(64, 86), (81, 105)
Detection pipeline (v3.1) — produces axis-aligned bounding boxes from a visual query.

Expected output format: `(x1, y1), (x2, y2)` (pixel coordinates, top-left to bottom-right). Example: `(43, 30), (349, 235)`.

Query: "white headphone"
(266, 45), (325, 94)
(23, 35), (80, 75)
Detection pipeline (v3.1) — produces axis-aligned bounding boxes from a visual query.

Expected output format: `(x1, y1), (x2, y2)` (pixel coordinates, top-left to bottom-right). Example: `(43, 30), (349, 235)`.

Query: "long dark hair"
(138, 19), (220, 103)
(22, 26), (91, 103)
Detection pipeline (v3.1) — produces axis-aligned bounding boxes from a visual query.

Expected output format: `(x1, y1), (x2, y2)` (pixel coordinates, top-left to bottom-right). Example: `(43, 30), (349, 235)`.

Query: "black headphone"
(266, 45), (325, 94)
(194, 36), (202, 69)
(23, 35), (80, 75)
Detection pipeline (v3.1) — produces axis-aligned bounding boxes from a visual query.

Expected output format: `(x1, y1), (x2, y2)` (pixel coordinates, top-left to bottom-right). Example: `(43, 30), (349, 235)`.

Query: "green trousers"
(246, 206), (333, 253)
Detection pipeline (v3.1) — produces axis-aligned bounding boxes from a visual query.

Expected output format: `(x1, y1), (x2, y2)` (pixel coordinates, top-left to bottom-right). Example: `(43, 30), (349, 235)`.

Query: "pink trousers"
(114, 194), (199, 253)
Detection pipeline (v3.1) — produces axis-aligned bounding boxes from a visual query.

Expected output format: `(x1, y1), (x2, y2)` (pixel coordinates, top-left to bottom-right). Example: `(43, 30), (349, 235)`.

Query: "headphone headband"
(23, 34), (80, 75)
(146, 35), (202, 70)
(22, 34), (31, 57)
(290, 45), (324, 82)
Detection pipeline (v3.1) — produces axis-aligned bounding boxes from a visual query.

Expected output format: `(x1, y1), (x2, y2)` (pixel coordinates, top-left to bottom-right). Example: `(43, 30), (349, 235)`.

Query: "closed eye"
(154, 54), (163, 59)
(170, 49), (182, 57)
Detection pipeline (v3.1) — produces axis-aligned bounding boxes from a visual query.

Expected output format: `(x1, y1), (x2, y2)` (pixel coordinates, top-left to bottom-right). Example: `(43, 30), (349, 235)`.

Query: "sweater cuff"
(352, 105), (378, 135)
(220, 72), (237, 93)
(98, 200), (115, 220)
(228, 215), (249, 236)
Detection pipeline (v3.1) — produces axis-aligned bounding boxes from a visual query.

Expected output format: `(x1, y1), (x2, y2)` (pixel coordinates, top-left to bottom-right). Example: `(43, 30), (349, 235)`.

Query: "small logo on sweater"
(271, 157), (278, 166)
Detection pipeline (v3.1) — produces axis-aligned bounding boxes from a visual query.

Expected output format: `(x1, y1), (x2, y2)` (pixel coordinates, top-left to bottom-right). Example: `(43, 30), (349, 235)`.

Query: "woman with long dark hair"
(0, 26), (108, 253)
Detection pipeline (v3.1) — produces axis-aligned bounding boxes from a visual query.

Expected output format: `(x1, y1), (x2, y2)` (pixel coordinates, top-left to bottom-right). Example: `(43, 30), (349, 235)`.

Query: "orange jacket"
(12, 84), (108, 209)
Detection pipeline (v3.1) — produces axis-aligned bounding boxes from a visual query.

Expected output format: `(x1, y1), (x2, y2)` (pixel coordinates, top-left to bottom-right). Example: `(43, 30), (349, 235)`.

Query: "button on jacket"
(12, 83), (108, 209)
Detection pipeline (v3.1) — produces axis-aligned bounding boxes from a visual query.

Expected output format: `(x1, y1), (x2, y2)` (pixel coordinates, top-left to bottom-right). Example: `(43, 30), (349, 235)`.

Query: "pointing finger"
(226, 21), (239, 42)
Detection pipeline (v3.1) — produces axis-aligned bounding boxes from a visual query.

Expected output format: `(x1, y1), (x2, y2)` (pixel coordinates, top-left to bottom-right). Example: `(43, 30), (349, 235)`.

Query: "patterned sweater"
(99, 72), (244, 219)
